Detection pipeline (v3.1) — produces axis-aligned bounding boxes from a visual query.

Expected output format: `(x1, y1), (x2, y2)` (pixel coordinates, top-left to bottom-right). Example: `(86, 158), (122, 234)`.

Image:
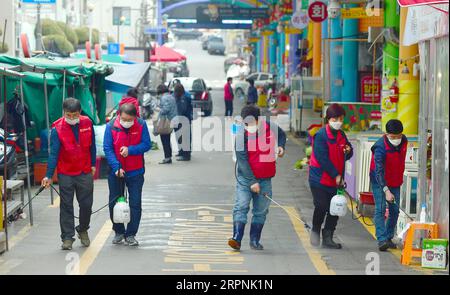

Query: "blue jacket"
(103, 118), (151, 177)
(159, 93), (177, 120)
(247, 86), (258, 104)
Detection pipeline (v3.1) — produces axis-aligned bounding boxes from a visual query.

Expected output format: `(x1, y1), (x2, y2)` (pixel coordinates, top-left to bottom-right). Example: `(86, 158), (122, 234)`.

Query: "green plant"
(40, 18), (65, 36)
(107, 35), (115, 43)
(56, 21), (79, 48)
(75, 27), (89, 44)
(43, 34), (74, 56)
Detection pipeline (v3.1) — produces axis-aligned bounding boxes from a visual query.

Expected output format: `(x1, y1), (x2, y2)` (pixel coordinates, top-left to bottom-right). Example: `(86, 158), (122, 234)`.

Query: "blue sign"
(144, 27), (167, 35)
(108, 43), (120, 55)
(21, 0), (56, 3)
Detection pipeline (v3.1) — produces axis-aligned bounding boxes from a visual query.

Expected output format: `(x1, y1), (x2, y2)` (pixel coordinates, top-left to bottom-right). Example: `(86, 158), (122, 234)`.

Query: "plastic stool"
(401, 222), (439, 265)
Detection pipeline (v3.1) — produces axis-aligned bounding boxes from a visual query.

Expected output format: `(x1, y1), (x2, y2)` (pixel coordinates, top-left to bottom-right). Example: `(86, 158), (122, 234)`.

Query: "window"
(260, 74), (269, 81)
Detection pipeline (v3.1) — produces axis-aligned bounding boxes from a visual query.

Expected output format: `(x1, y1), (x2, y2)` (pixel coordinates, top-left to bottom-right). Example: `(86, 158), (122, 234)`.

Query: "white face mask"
(65, 117), (80, 125)
(388, 138), (402, 147)
(120, 119), (134, 129)
(329, 121), (343, 130)
(245, 125), (258, 134)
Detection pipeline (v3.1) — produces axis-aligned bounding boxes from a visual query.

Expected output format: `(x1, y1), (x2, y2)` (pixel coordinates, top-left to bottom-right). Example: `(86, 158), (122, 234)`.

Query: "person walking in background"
(173, 83), (193, 161)
(42, 98), (96, 250)
(370, 119), (408, 252)
(308, 103), (353, 249)
(224, 77), (234, 118)
(104, 103), (151, 246)
(117, 87), (140, 117)
(246, 79), (258, 106)
(156, 84), (178, 164)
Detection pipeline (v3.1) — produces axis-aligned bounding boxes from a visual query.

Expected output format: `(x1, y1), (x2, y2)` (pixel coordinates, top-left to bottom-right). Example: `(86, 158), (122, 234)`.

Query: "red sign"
(360, 75), (381, 103)
(308, 1), (328, 23)
(397, 0), (448, 7)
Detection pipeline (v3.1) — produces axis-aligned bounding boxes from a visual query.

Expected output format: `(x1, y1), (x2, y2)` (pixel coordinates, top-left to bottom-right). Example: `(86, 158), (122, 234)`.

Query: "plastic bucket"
(359, 192), (375, 205)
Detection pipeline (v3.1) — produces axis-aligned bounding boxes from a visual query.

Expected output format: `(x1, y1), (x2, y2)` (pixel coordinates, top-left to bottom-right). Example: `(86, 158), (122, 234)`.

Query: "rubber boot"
(249, 223), (264, 250)
(228, 222), (245, 250)
(322, 229), (342, 249)
(310, 229), (320, 247)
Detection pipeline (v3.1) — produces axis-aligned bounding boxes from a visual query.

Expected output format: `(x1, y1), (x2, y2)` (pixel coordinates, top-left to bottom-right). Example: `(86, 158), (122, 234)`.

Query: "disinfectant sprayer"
(113, 177), (130, 224)
(330, 151), (348, 217)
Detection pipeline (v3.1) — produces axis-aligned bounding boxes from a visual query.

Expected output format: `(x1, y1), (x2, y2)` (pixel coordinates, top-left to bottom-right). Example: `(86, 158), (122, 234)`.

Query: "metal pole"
(117, 25), (120, 44)
(2, 75), (9, 251)
(19, 79), (33, 226)
(62, 70), (66, 117)
(36, 3), (42, 51)
(43, 74), (54, 205)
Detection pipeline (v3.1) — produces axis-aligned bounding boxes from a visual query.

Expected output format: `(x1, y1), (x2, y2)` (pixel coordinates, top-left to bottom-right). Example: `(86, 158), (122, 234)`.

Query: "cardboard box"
(421, 239), (448, 269)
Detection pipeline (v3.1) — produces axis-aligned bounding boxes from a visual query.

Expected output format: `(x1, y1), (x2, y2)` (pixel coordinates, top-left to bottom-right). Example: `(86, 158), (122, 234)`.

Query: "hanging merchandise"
(389, 78), (399, 103)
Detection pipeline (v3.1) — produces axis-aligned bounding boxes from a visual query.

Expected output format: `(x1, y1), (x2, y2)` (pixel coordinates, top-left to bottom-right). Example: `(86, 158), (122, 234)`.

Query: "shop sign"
(308, 1), (328, 22)
(291, 10), (309, 29)
(341, 7), (383, 19)
(360, 75), (381, 103)
(397, 0), (448, 7)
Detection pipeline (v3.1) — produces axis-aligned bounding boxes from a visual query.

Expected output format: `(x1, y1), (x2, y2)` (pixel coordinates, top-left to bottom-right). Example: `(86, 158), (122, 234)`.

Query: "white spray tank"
(113, 196), (130, 224)
(330, 188), (348, 217)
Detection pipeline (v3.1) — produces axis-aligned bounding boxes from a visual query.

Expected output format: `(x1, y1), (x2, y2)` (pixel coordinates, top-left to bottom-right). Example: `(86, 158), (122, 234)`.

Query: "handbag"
(154, 115), (173, 135)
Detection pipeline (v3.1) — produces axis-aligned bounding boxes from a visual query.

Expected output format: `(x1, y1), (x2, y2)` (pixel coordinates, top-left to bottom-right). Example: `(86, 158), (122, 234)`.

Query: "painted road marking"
(75, 220), (112, 275)
(8, 224), (34, 250)
(286, 206), (336, 275)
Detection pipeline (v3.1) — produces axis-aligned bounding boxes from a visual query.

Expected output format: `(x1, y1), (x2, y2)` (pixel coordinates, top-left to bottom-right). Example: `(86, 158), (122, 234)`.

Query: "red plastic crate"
(359, 192), (375, 205)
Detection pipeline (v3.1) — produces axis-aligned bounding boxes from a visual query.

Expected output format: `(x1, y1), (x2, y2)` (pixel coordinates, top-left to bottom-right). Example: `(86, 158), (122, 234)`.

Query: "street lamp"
(117, 15), (126, 44)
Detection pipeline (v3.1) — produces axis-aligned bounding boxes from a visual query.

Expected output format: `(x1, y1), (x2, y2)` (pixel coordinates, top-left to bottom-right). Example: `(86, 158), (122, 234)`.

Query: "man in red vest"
(370, 119), (408, 251)
(42, 98), (96, 251)
(104, 103), (151, 247)
(228, 105), (286, 251)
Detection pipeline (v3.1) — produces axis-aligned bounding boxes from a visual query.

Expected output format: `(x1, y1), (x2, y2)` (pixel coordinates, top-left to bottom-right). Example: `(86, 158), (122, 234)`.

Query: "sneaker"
(387, 239), (397, 249)
(125, 236), (139, 246)
(61, 239), (74, 250)
(112, 233), (125, 245)
(159, 158), (172, 164)
(176, 156), (191, 161)
(77, 230), (90, 247)
(378, 241), (389, 252)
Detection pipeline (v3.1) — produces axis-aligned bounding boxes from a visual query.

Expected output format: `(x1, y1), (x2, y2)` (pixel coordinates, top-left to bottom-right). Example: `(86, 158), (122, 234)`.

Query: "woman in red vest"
(309, 103), (353, 249)
(42, 98), (96, 251)
(228, 105), (286, 251)
(370, 119), (407, 251)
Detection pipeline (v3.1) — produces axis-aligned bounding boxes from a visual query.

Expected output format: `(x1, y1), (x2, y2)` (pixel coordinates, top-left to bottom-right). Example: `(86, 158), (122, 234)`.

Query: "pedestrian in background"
(224, 77), (234, 118)
(173, 83), (193, 161)
(104, 103), (151, 246)
(42, 98), (96, 251)
(370, 119), (407, 251)
(156, 84), (177, 164)
(246, 79), (258, 105)
(117, 87), (140, 117)
(308, 103), (353, 249)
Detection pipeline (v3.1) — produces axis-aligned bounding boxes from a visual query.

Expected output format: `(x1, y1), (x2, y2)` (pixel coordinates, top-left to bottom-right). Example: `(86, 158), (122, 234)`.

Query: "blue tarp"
(104, 62), (151, 94)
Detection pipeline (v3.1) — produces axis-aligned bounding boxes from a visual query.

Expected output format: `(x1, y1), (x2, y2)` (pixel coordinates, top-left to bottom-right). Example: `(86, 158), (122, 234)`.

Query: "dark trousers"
(225, 100), (233, 117)
(160, 132), (173, 159)
(310, 186), (339, 232)
(108, 173), (144, 238)
(58, 173), (94, 241)
(174, 123), (192, 158)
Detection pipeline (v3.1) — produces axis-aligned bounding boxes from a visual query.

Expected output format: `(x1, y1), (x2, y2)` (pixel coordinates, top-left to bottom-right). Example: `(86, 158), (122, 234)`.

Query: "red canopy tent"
(149, 46), (187, 62)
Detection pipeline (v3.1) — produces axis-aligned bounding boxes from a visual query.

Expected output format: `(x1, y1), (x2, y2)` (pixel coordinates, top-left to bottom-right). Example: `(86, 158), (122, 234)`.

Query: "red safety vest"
(309, 124), (347, 187)
(247, 122), (276, 179)
(53, 115), (93, 176)
(111, 117), (144, 172)
(370, 136), (407, 187)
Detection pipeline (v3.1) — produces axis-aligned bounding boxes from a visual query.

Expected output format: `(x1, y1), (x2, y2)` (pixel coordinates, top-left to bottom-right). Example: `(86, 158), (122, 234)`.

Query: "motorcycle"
(140, 89), (158, 120)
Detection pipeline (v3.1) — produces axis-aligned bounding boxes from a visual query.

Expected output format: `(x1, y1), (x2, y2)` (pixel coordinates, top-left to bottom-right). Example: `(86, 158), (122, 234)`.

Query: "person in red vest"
(370, 119), (407, 251)
(117, 87), (140, 117)
(42, 98), (96, 251)
(228, 105), (286, 251)
(103, 103), (151, 247)
(224, 77), (234, 118)
(309, 103), (353, 249)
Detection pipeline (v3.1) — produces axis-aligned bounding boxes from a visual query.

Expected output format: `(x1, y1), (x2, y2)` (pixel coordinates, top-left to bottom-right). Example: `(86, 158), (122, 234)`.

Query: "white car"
(233, 72), (274, 99)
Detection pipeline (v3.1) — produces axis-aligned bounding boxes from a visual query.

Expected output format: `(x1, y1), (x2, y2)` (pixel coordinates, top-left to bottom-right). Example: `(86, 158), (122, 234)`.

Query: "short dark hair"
(63, 98), (81, 113)
(386, 119), (403, 134)
(241, 105), (261, 121)
(119, 103), (137, 117)
(127, 87), (138, 98)
(227, 77), (233, 83)
(247, 79), (255, 86)
(325, 103), (346, 121)
(174, 83), (185, 98)
(157, 84), (169, 95)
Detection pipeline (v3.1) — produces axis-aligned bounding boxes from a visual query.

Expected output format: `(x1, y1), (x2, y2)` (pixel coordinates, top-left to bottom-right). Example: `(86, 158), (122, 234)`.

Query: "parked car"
(172, 29), (203, 40)
(168, 77), (213, 116)
(233, 72), (274, 100)
(166, 61), (190, 78)
(202, 35), (222, 50)
(207, 40), (226, 55)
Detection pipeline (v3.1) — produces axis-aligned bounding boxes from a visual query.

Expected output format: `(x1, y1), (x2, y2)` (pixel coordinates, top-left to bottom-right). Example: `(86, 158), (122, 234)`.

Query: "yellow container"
(258, 94), (267, 107)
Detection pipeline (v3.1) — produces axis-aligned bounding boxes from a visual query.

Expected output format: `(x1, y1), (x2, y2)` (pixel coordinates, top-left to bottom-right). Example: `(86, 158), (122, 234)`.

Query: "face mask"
(65, 117), (80, 125)
(388, 138), (402, 147)
(120, 120), (134, 129)
(329, 121), (343, 130)
(245, 125), (258, 134)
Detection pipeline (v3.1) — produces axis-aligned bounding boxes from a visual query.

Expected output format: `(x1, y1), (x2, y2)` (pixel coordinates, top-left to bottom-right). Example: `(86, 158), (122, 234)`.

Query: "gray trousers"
(58, 173), (94, 241)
